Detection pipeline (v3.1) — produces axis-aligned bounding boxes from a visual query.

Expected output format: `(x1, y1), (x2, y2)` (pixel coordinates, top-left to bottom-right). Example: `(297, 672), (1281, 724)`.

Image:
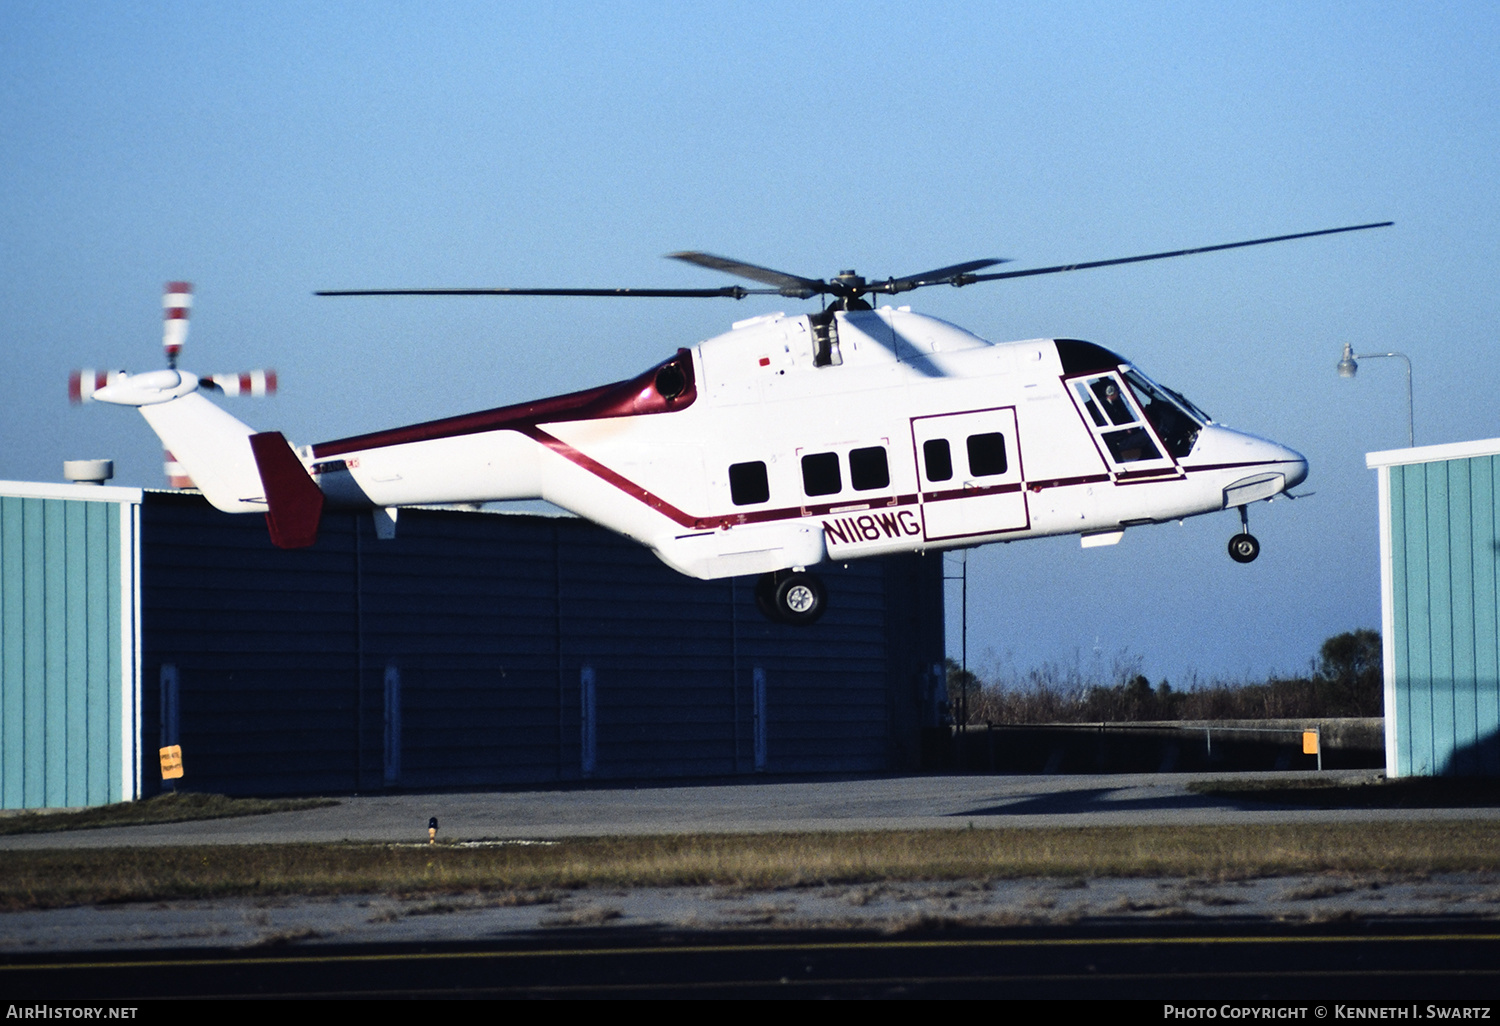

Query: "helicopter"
(79, 222), (1389, 625)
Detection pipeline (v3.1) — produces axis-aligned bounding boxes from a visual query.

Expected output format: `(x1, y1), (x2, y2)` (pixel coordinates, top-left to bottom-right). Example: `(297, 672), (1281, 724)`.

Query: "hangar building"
(1369, 438), (1500, 776)
(0, 481), (945, 808)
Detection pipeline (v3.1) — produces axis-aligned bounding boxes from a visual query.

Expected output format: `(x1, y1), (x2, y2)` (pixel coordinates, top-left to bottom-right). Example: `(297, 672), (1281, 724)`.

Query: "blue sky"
(3, 2), (1497, 684)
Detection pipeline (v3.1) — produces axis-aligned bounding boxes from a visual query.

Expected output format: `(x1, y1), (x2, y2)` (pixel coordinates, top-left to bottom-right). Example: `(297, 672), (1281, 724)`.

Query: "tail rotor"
(69, 281), (281, 489)
(162, 281), (192, 368)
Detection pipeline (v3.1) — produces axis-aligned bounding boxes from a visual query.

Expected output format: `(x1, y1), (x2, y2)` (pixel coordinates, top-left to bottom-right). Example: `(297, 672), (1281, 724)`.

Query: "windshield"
(1122, 369), (1205, 459)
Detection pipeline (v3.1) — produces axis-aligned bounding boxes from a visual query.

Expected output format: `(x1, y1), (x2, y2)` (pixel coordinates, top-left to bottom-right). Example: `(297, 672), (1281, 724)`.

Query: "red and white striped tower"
(163, 282), (192, 368)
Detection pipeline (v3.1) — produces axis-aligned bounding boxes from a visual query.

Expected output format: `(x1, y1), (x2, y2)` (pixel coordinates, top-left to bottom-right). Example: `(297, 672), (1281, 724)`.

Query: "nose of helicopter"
(1247, 433), (1308, 490)
(1283, 446), (1309, 489)
(1190, 425), (1308, 493)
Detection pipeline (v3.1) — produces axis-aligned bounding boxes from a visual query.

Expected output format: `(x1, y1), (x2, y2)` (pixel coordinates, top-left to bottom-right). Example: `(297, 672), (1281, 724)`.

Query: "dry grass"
(6, 821), (1500, 910)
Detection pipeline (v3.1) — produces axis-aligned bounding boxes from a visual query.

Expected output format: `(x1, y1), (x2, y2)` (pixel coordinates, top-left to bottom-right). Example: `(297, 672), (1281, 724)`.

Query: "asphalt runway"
(10, 923), (1500, 999)
(4, 769), (1495, 851)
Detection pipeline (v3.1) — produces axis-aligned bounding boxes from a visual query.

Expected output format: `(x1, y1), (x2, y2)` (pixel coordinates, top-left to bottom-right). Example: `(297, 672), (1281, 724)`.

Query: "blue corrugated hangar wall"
(140, 491), (945, 796)
(0, 481), (141, 810)
(1369, 438), (1500, 777)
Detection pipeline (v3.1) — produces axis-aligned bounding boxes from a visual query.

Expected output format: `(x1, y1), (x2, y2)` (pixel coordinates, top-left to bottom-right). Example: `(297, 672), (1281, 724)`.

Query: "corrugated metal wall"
(1385, 453), (1500, 776)
(0, 487), (139, 809)
(140, 492), (943, 796)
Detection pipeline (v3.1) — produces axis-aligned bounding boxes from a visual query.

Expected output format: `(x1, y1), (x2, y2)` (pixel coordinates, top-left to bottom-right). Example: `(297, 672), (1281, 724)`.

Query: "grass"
(6, 821), (1500, 910)
(0, 792), (336, 836)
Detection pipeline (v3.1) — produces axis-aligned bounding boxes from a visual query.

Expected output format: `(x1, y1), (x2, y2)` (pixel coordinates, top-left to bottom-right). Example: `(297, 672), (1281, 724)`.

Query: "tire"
(1228, 533), (1260, 563)
(773, 572), (826, 626)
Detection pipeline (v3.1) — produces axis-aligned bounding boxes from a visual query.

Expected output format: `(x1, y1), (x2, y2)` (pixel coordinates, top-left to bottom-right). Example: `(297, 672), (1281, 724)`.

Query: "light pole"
(943, 550), (969, 727)
(1338, 343), (1414, 448)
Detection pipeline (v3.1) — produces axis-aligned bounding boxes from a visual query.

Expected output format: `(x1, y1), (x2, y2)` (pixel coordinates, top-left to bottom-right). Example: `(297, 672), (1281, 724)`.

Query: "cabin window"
(966, 433), (1008, 476)
(729, 461), (770, 505)
(923, 439), (953, 482)
(801, 452), (842, 496)
(849, 446), (890, 491)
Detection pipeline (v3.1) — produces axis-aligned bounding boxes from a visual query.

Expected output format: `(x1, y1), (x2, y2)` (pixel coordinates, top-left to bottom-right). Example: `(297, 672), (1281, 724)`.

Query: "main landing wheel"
(1228, 533), (1260, 564)
(755, 571), (827, 626)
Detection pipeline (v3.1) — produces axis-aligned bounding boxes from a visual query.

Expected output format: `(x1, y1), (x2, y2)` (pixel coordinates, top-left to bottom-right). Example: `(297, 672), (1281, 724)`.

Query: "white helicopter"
(79, 223), (1388, 625)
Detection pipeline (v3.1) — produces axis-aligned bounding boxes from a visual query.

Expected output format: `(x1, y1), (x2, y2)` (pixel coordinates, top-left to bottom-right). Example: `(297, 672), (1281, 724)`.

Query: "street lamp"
(1337, 343), (1414, 448)
(943, 550), (969, 727)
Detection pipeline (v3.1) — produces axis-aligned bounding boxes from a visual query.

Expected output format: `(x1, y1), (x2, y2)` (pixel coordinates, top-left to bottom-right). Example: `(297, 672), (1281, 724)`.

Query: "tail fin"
(248, 432), (324, 549)
(137, 393), (267, 513)
(138, 396), (324, 548)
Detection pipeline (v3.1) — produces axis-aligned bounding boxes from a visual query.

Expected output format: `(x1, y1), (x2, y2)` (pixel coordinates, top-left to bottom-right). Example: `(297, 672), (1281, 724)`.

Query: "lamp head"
(1337, 342), (1358, 379)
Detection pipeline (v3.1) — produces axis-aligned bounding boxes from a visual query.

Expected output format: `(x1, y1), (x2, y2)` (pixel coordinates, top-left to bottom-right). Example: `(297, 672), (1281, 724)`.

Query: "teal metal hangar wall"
(1369, 439), (1500, 777)
(0, 482), (142, 810)
(136, 492), (945, 798)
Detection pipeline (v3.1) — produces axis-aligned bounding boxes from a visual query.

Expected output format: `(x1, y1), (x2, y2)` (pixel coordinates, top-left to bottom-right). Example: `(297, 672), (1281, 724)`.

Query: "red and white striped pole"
(163, 282), (192, 368)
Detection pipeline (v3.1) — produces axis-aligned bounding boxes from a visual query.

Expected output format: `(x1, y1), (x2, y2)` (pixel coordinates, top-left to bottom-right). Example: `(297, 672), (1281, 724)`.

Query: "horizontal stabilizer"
(249, 431), (325, 549)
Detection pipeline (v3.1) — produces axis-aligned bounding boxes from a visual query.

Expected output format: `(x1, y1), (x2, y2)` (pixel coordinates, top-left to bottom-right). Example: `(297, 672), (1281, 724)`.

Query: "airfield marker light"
(428, 816), (438, 844)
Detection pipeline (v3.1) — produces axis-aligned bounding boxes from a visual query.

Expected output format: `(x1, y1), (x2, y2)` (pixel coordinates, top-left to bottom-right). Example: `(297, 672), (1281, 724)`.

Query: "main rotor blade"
(667, 252), (827, 299)
(872, 258), (1009, 295)
(316, 286), (775, 299)
(965, 222), (1393, 284)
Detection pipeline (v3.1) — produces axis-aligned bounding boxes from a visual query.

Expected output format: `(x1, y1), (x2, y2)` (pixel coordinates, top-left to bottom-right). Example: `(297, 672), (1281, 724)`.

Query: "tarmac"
(6, 770), (1500, 953)
(3, 769), (1493, 850)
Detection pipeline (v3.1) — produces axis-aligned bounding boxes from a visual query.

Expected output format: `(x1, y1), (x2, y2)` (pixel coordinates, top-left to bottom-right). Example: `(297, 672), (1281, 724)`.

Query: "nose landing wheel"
(1228, 504), (1260, 563)
(1228, 533), (1260, 563)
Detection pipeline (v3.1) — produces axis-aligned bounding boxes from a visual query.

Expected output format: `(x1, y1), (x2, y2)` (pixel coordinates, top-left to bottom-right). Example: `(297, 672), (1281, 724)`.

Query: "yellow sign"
(159, 745), (184, 780)
(1302, 731), (1319, 755)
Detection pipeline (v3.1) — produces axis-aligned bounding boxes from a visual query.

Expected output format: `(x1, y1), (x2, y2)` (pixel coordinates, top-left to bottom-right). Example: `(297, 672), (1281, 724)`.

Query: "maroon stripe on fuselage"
(1182, 459), (1296, 474)
(920, 481), (1024, 502)
(523, 426), (698, 528)
(311, 349), (696, 459)
(1026, 473), (1112, 492)
(1115, 466), (1182, 481)
(713, 493), (923, 529)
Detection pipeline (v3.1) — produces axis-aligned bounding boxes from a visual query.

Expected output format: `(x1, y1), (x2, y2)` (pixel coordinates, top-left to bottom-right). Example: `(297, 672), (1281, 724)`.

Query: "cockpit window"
(1088, 378), (1135, 426)
(1123, 369), (1204, 459)
(1071, 373), (1162, 464)
(1163, 384), (1212, 425)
